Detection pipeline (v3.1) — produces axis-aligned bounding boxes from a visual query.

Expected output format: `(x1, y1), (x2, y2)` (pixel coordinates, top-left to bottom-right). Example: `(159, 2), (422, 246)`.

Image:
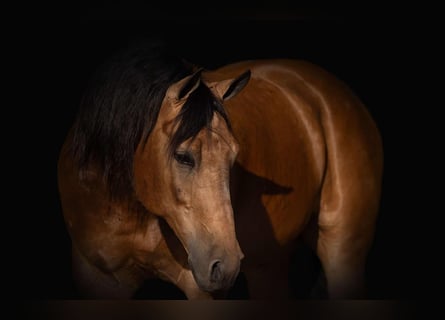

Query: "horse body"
(58, 51), (382, 299)
(208, 59), (383, 298)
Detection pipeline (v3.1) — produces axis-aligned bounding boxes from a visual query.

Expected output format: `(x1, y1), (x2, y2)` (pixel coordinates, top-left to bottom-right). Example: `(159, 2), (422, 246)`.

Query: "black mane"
(168, 82), (231, 157)
(71, 41), (231, 200)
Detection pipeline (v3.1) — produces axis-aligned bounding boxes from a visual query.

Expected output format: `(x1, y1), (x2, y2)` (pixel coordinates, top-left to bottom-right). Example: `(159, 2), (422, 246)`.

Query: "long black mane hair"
(70, 40), (232, 200)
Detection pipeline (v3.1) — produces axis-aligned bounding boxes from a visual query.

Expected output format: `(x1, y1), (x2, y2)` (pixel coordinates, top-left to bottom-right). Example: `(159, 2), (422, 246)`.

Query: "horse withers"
(58, 43), (383, 299)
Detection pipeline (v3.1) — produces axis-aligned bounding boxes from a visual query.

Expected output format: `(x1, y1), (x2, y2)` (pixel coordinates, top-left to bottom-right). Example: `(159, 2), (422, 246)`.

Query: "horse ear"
(215, 70), (251, 101)
(168, 68), (203, 101)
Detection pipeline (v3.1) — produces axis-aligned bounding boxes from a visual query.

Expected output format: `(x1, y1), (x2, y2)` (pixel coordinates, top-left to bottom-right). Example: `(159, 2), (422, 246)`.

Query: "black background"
(7, 2), (439, 302)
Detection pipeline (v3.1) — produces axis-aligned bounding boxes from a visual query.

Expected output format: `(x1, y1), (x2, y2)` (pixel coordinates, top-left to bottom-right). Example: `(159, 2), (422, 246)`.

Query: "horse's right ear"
(167, 68), (203, 101)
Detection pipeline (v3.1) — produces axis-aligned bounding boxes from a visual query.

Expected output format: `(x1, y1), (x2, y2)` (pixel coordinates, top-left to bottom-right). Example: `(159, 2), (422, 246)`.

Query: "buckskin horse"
(57, 42), (383, 299)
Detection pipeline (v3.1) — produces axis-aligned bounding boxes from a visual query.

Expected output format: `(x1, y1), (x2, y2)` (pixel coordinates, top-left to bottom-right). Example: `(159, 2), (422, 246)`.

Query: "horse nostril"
(210, 260), (223, 283)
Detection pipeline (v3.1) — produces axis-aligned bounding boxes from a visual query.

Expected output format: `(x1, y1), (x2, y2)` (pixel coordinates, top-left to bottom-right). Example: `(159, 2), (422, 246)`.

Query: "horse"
(57, 42), (383, 299)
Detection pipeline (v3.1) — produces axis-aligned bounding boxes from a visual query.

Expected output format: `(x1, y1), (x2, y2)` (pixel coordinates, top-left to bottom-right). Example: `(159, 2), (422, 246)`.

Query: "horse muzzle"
(188, 249), (243, 293)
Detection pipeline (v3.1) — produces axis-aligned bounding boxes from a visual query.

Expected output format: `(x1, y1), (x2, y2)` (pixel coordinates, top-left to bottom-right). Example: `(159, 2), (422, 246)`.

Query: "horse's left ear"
(167, 68), (203, 101)
(214, 70), (251, 101)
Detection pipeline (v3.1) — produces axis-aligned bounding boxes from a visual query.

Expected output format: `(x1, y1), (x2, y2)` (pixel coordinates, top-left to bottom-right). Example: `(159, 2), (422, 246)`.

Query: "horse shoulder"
(260, 60), (383, 234)
(58, 133), (163, 273)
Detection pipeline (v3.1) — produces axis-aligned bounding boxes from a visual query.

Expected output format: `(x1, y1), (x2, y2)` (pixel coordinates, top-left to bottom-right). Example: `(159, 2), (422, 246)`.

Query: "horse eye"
(173, 151), (195, 168)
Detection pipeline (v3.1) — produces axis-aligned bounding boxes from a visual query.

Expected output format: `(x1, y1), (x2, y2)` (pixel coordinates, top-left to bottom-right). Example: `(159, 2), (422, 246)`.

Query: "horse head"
(134, 68), (250, 293)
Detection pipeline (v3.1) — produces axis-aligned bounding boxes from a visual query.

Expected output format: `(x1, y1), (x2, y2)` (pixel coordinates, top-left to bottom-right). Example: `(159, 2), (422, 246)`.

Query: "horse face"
(134, 71), (250, 293)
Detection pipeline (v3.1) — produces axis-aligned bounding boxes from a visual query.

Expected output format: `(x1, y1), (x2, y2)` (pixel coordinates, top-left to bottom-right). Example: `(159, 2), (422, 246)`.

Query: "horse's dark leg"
(242, 256), (290, 299)
(315, 172), (381, 299)
(172, 269), (213, 300)
(71, 245), (141, 299)
(315, 233), (368, 299)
